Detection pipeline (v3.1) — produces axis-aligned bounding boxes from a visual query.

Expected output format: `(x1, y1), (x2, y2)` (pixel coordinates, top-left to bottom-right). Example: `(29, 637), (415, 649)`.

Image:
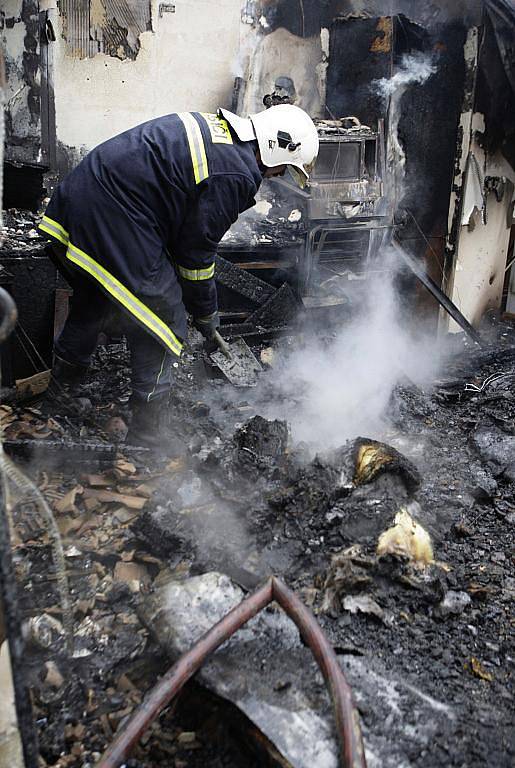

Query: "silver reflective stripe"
(38, 216), (69, 246)
(178, 263), (215, 281)
(66, 243), (183, 357)
(178, 112), (209, 184)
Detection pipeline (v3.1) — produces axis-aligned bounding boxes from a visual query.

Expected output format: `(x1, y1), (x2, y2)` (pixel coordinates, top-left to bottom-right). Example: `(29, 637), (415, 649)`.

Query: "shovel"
(209, 330), (262, 387)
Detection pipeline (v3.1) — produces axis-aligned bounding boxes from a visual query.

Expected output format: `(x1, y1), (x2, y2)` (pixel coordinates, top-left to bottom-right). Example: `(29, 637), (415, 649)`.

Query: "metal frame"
(303, 221), (393, 294)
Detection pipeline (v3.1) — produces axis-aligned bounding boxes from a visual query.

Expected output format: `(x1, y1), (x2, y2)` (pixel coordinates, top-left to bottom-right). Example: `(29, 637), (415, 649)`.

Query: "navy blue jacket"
(39, 112), (262, 356)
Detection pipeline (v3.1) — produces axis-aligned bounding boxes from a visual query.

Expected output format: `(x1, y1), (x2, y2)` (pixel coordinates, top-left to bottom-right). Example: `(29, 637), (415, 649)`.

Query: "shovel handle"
(213, 330), (233, 360)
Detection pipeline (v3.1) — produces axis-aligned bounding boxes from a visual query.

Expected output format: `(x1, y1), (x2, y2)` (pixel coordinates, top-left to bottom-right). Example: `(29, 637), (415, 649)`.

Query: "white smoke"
(373, 52), (437, 208)
(373, 53), (436, 99)
(249, 246), (443, 453)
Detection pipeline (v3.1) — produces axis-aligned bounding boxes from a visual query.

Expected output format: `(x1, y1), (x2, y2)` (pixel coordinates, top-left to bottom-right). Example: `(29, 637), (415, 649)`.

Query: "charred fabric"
(1, 2), (515, 768)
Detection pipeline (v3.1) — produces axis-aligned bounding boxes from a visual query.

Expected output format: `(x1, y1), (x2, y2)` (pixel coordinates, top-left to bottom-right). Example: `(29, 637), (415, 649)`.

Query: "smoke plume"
(249, 245), (442, 453)
(373, 52), (437, 211)
(373, 53), (436, 99)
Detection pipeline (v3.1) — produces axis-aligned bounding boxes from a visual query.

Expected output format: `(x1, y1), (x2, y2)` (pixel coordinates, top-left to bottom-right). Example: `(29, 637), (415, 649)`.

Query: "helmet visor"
(288, 160), (316, 189)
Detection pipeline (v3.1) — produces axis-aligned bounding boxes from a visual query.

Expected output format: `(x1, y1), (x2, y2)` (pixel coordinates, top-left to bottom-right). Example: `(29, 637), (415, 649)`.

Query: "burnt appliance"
(302, 118), (392, 297)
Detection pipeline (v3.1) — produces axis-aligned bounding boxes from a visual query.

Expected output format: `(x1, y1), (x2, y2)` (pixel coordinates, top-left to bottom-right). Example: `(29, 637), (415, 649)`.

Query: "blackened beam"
(216, 255), (275, 305)
(2, 439), (149, 467)
(246, 282), (302, 329)
(393, 243), (483, 345)
(220, 323), (292, 339)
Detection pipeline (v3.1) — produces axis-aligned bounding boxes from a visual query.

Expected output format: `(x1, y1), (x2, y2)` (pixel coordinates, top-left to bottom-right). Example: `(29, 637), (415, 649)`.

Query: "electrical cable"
(16, 321), (49, 372)
(0, 452), (73, 653)
(14, 329), (41, 375)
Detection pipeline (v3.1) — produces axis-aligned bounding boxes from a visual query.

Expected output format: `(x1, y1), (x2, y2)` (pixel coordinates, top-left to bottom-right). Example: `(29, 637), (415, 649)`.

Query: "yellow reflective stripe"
(42, 215), (69, 239)
(38, 222), (69, 247)
(178, 263), (215, 281)
(38, 215), (182, 355)
(178, 112), (209, 184)
(65, 243), (183, 357)
(38, 215), (70, 246)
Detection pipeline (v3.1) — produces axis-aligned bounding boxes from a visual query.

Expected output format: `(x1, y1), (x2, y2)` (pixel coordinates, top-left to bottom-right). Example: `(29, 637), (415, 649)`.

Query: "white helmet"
(219, 104), (319, 188)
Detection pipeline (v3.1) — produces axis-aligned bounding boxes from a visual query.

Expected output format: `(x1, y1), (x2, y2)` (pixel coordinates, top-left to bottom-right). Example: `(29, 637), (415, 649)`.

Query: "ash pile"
(2, 318), (514, 768)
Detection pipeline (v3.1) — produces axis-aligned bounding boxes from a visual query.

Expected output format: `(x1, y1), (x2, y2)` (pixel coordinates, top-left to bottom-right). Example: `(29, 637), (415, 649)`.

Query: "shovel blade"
(210, 337), (262, 387)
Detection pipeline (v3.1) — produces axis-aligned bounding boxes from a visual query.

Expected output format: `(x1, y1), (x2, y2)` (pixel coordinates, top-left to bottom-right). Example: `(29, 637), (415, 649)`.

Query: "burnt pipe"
(97, 577), (366, 768)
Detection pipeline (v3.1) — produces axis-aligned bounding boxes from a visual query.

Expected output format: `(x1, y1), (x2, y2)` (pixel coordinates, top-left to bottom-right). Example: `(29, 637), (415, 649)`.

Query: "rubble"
(0, 328), (512, 766)
(434, 590), (472, 619)
(1, 0), (513, 764)
(1, 210), (45, 253)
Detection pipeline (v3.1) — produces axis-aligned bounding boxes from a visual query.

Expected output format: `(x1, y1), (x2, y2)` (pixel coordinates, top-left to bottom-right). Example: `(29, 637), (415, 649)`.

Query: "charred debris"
(1, 2), (515, 768)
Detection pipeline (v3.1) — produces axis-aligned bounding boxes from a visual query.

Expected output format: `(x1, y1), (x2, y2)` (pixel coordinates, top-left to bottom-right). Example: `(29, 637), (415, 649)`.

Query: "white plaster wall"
(42, 0), (245, 153)
(447, 129), (515, 330)
(2, 1), (28, 114)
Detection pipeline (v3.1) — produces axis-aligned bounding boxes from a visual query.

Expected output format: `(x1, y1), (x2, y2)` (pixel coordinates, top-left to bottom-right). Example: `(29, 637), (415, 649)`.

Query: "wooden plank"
(233, 261), (295, 270)
(15, 370), (51, 400)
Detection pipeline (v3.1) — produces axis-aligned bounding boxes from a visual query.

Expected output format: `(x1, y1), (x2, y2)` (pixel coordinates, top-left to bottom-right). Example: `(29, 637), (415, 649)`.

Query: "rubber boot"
(43, 355), (91, 413)
(126, 397), (185, 454)
(125, 397), (165, 449)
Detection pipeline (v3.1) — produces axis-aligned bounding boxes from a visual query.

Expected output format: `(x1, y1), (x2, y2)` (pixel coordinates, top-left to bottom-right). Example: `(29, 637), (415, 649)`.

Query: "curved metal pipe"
(272, 578), (366, 768)
(97, 579), (274, 768)
(96, 577), (367, 768)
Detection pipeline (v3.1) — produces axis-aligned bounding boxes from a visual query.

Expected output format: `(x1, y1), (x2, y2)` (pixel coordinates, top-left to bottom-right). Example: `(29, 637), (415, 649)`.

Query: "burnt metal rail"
(96, 576), (366, 768)
(0, 286), (40, 768)
(393, 242), (483, 345)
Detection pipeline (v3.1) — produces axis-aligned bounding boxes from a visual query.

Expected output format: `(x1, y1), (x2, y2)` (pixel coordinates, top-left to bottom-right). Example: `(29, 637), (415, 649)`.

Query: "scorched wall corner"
(2, 0), (42, 166)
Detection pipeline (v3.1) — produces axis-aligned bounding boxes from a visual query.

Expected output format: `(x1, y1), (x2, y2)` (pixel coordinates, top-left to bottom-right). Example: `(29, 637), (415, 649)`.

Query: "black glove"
(194, 312), (220, 341)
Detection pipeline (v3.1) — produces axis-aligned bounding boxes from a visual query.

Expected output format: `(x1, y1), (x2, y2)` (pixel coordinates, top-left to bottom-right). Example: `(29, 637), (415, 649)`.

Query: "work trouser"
(50, 248), (177, 403)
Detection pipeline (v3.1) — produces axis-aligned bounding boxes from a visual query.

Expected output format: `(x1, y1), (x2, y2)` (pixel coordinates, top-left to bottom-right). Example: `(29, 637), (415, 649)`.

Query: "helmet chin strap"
(257, 159), (268, 177)
(254, 146), (270, 177)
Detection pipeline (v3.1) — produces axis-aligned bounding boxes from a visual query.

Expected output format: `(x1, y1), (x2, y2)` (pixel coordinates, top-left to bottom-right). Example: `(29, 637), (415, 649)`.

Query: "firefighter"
(38, 105), (319, 446)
